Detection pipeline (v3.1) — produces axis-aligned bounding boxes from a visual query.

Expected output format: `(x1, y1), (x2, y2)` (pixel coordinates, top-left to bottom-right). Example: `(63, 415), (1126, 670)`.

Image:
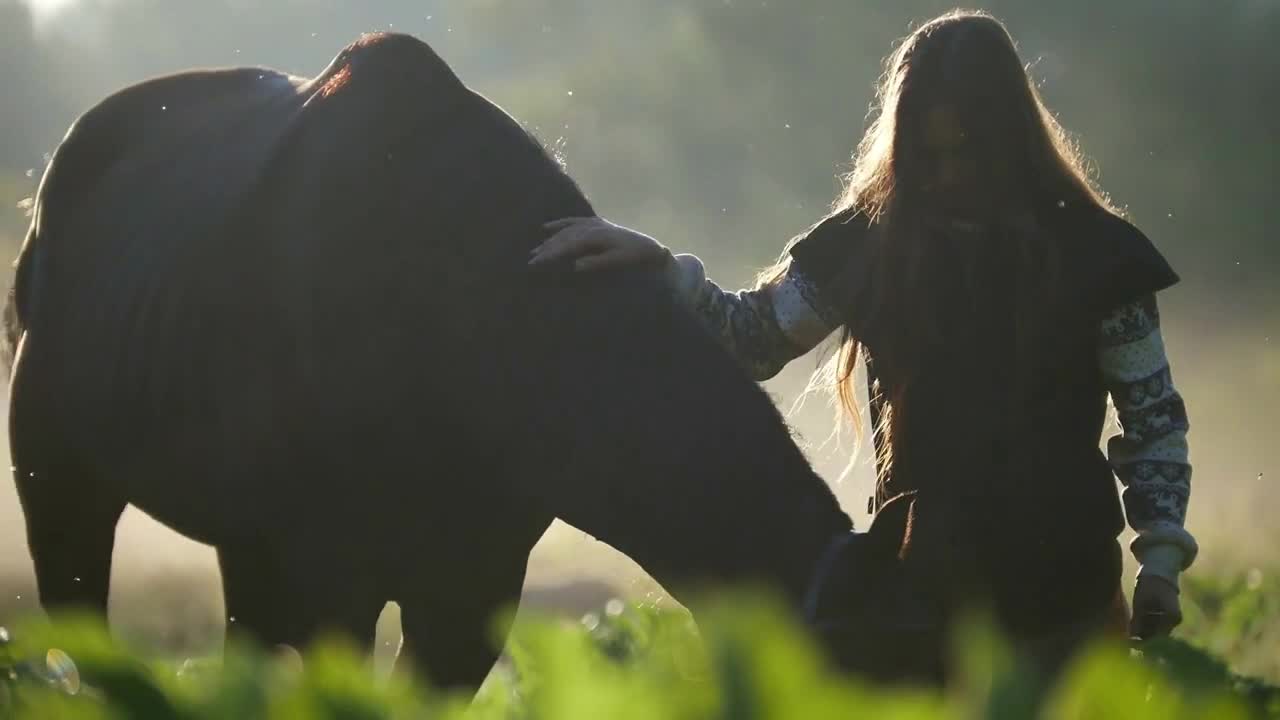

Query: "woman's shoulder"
(1052, 202), (1181, 315)
(786, 207), (875, 280)
(1060, 203), (1151, 245)
(781, 207), (877, 321)
(1051, 202), (1156, 250)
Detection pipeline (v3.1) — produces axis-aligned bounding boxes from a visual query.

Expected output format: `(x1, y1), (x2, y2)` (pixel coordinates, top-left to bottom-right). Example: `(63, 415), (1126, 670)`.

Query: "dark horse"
(4, 33), (916, 689)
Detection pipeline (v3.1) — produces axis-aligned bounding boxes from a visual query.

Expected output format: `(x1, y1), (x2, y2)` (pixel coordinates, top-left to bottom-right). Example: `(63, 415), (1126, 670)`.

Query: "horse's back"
(8, 33), (496, 543)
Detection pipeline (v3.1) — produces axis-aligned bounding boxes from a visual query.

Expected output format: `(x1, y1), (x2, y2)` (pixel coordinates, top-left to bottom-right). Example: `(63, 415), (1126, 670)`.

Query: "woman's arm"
(661, 253), (840, 380)
(534, 217), (843, 380)
(1096, 295), (1198, 582)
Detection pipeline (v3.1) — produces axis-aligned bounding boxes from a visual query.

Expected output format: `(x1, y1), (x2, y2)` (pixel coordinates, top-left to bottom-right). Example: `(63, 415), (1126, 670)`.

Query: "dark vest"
(789, 204), (1179, 563)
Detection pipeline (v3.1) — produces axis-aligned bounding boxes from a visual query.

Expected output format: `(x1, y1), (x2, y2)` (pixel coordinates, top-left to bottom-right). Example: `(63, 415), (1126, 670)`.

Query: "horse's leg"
(14, 460), (124, 616)
(217, 540), (384, 653)
(218, 543), (298, 647)
(394, 530), (542, 692)
(396, 560), (527, 691)
(10, 361), (125, 616)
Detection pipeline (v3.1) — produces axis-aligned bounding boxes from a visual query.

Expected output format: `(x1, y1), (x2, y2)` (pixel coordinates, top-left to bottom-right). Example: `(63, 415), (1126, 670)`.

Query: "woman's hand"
(1130, 574), (1182, 640)
(531, 217), (670, 271)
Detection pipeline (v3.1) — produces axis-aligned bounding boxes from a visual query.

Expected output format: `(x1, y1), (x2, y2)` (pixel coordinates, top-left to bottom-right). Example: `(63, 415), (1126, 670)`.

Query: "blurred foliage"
(1179, 567), (1280, 682)
(2, 589), (1278, 719)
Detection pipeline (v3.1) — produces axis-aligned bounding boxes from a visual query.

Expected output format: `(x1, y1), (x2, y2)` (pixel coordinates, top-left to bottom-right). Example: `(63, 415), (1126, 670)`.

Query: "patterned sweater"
(662, 251), (1198, 583)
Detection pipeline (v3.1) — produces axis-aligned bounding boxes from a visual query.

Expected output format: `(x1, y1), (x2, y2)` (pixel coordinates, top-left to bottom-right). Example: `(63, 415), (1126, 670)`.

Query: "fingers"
(531, 216), (658, 272)
(573, 252), (629, 271)
(542, 216), (594, 231)
(529, 233), (604, 265)
(531, 218), (596, 260)
(531, 216), (615, 266)
(1136, 607), (1172, 635)
(1131, 610), (1179, 640)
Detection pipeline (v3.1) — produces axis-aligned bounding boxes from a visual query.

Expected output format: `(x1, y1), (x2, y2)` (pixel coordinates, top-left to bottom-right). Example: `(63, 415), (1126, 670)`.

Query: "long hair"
(776, 10), (1120, 482)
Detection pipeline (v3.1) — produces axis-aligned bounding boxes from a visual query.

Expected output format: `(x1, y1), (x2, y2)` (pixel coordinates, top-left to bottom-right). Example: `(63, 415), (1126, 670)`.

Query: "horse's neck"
(572, 450), (853, 609)
(715, 466), (854, 605)
(501, 271), (854, 608)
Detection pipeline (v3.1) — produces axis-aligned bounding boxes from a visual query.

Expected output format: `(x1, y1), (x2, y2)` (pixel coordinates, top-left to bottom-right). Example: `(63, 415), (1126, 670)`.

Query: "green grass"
(2, 573), (1278, 719)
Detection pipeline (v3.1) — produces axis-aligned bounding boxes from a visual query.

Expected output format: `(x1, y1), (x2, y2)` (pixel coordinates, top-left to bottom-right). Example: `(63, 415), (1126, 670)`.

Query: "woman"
(532, 10), (1195, 663)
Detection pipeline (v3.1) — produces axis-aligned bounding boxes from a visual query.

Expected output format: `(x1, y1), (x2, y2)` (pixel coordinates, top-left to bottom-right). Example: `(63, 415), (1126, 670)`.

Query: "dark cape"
(789, 202), (1179, 634)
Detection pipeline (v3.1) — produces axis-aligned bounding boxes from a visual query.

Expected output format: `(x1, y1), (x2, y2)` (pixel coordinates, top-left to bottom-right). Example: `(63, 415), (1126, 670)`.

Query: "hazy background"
(0, 0), (1275, 652)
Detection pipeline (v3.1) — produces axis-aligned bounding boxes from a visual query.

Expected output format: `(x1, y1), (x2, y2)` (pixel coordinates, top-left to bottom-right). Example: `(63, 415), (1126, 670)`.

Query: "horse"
(5, 32), (888, 690)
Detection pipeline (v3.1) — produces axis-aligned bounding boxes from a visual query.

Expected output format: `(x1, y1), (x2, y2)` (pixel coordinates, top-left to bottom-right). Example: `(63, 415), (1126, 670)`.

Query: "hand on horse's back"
(531, 217), (669, 271)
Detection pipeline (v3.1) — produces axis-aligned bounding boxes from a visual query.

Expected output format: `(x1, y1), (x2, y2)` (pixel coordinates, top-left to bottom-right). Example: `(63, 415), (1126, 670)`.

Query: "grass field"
(1, 563), (1277, 719)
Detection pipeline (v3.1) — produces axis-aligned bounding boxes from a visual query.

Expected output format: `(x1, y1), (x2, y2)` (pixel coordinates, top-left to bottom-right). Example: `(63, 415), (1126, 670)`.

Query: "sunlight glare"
(25, 0), (79, 21)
